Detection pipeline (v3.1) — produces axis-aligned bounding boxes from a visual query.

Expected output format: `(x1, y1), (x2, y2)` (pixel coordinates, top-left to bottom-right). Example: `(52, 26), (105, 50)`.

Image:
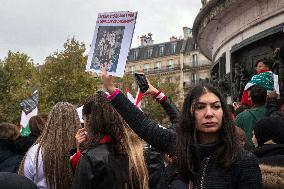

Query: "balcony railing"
(183, 62), (212, 70)
(126, 65), (181, 74)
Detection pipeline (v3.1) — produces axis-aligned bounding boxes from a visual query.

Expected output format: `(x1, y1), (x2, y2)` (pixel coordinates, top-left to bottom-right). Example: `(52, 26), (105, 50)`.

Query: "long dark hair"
(82, 91), (149, 189)
(82, 91), (125, 151)
(176, 84), (240, 181)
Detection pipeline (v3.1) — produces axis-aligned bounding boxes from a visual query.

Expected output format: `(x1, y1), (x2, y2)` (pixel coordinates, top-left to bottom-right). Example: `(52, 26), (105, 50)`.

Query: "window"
(171, 43), (177, 54)
(147, 47), (153, 58)
(155, 62), (161, 70)
(192, 54), (198, 66)
(143, 64), (149, 73)
(133, 50), (138, 60)
(168, 60), (174, 69)
(159, 45), (164, 56)
(131, 66), (135, 74)
(194, 43), (198, 50)
(168, 76), (173, 83)
(192, 73), (197, 84)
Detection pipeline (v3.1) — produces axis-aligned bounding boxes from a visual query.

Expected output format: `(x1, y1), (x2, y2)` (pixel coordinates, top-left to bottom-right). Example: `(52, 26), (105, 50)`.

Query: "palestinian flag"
(20, 88), (39, 136)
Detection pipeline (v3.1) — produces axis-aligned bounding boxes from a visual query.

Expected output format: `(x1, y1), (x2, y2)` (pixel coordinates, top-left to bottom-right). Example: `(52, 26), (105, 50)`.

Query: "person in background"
(236, 85), (267, 147)
(0, 172), (37, 189)
(15, 114), (48, 156)
(18, 102), (80, 189)
(241, 58), (276, 107)
(252, 117), (284, 188)
(101, 65), (263, 189)
(72, 91), (149, 189)
(0, 123), (22, 173)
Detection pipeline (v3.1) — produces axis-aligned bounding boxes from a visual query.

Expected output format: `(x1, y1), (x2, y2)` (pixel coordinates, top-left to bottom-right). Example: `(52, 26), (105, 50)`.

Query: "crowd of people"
(1, 55), (284, 189)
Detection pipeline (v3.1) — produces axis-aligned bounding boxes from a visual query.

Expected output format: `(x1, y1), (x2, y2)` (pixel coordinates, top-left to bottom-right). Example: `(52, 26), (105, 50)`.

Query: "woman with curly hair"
(101, 66), (263, 189)
(18, 102), (80, 189)
(72, 91), (149, 189)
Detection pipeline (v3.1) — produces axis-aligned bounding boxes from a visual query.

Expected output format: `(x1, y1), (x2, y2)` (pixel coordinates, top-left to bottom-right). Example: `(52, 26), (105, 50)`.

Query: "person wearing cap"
(252, 117), (284, 188)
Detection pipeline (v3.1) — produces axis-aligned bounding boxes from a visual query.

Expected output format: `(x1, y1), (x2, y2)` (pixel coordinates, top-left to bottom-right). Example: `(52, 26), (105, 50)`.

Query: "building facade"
(193, 0), (284, 101)
(125, 28), (212, 102)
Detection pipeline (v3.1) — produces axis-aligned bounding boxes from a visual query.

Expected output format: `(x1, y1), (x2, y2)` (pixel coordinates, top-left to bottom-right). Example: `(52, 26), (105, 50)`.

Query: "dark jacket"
(110, 92), (263, 189)
(0, 172), (37, 189)
(254, 144), (284, 188)
(72, 143), (129, 189)
(0, 140), (22, 173)
(146, 97), (179, 189)
(14, 135), (37, 156)
(159, 97), (179, 129)
(144, 145), (164, 189)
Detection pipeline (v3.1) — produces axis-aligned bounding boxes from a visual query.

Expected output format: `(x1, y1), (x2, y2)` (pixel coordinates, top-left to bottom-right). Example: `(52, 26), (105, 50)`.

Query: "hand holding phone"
(134, 73), (149, 93)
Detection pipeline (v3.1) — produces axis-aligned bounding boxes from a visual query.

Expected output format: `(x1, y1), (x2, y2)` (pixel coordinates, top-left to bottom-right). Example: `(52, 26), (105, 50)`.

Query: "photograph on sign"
(86, 11), (137, 77)
(90, 26), (125, 72)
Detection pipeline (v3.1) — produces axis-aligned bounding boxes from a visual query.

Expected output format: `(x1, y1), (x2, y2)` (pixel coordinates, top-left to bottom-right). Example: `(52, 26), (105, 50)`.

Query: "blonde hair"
(19, 102), (80, 189)
(123, 126), (149, 189)
(83, 92), (149, 189)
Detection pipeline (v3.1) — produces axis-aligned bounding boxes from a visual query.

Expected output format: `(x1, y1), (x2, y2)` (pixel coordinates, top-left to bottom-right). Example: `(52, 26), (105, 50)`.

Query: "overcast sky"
(0, 0), (202, 64)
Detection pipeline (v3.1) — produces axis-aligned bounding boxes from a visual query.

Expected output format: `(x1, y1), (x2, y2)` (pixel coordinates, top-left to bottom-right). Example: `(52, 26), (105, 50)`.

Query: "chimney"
(183, 27), (192, 39)
(140, 35), (146, 46)
(140, 33), (154, 46)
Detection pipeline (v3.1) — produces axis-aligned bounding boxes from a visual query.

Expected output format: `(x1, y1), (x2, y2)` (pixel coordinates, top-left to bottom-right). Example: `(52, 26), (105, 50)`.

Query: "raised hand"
(75, 128), (87, 152)
(101, 65), (116, 94)
(144, 78), (159, 96)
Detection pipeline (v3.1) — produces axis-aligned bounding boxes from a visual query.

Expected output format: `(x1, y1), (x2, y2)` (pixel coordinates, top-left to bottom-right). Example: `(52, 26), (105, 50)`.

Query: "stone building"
(125, 27), (212, 101)
(193, 0), (284, 101)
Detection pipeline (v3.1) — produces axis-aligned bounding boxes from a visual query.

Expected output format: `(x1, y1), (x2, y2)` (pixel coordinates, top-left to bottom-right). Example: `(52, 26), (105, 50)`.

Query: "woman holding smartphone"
(101, 66), (263, 189)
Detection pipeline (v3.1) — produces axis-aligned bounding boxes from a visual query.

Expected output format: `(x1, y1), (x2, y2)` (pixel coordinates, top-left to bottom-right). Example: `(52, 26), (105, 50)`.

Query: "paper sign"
(86, 11), (137, 77)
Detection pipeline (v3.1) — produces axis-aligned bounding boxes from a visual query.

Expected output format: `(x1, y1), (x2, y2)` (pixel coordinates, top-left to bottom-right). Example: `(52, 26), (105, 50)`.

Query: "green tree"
(142, 75), (180, 126)
(38, 38), (99, 112)
(0, 51), (38, 123)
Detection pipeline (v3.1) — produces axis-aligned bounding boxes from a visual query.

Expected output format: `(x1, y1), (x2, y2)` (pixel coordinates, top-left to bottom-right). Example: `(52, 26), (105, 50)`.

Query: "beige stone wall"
(195, 0), (284, 66)
(125, 45), (212, 105)
(213, 0), (284, 62)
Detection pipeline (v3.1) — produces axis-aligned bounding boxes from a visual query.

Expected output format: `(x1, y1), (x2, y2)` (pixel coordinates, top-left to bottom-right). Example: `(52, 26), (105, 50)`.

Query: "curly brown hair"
(19, 102), (80, 189)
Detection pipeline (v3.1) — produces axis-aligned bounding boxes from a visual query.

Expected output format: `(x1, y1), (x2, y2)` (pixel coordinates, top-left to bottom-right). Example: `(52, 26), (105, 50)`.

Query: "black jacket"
(14, 135), (37, 156)
(0, 140), (22, 173)
(0, 172), (37, 189)
(72, 143), (129, 189)
(146, 97), (179, 189)
(110, 92), (263, 189)
(254, 144), (284, 188)
(159, 97), (179, 129)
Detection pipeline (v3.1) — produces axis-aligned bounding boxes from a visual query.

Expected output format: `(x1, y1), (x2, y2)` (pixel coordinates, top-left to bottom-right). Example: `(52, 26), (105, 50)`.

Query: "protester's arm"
(23, 152), (35, 181)
(101, 65), (176, 154)
(145, 80), (180, 125)
(110, 91), (176, 154)
(159, 96), (180, 125)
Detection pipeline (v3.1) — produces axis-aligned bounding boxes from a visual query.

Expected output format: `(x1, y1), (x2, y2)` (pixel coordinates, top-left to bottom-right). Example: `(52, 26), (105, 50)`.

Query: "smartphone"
(134, 73), (149, 93)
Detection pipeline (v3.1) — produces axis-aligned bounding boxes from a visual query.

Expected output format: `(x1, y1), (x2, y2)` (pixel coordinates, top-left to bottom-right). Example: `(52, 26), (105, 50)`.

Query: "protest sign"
(86, 11), (137, 77)
(20, 88), (39, 136)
